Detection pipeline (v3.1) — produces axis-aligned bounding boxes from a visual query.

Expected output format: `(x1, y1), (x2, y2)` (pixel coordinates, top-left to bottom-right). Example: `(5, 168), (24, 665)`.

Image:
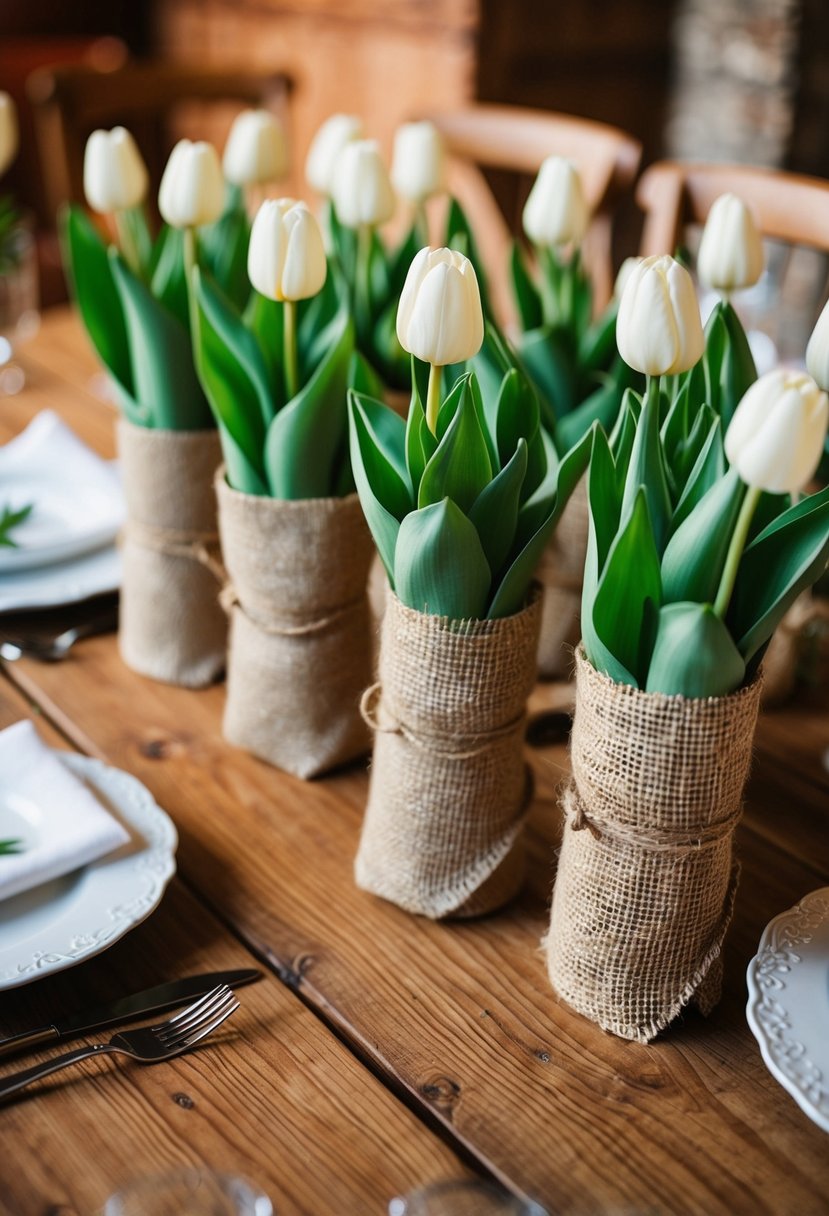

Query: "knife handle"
(0, 1026), (60, 1059)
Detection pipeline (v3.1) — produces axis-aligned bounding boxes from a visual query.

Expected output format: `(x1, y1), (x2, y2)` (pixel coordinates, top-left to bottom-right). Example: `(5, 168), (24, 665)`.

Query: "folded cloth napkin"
(0, 721), (130, 903)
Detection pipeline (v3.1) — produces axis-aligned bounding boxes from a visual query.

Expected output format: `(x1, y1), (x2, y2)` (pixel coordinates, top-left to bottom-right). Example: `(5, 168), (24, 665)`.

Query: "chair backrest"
(424, 103), (642, 321)
(26, 61), (294, 220)
(638, 161), (829, 257)
(637, 160), (829, 363)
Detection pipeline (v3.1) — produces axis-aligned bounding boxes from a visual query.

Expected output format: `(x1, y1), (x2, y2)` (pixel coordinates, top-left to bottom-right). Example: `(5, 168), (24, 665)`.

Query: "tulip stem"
(355, 223), (372, 347)
(713, 483), (760, 620)
(283, 298), (298, 400)
(426, 363), (442, 435)
(114, 209), (141, 277)
(414, 202), (428, 245)
(183, 226), (200, 342)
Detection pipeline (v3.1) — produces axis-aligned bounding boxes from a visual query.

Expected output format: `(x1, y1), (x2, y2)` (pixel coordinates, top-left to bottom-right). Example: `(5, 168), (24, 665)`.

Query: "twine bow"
(562, 784), (742, 854)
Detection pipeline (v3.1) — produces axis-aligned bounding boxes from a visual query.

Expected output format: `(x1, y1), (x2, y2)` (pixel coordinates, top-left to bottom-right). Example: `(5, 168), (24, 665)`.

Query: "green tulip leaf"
(586, 487), (662, 688)
(671, 415), (726, 531)
(510, 242), (543, 332)
(469, 439), (528, 575)
(199, 192), (251, 312)
(348, 393), (401, 579)
(346, 391), (411, 513)
(620, 379), (672, 554)
(661, 466), (743, 604)
(645, 602), (746, 697)
(445, 195), (491, 317)
(418, 377), (493, 512)
(150, 225), (190, 333)
(557, 369), (626, 452)
(395, 498), (491, 619)
(110, 248), (209, 430)
(581, 425), (624, 650)
(578, 301), (618, 373)
(265, 309), (354, 498)
(61, 205), (134, 402)
(489, 423), (593, 619)
(244, 290), (284, 404)
(518, 325), (578, 420)
(719, 300), (757, 426)
(494, 367), (541, 469)
(729, 483), (829, 665)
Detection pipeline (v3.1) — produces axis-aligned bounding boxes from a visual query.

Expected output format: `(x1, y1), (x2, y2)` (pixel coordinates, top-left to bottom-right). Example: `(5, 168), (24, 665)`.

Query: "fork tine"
(154, 984), (229, 1032)
(157, 991), (237, 1048)
(179, 998), (240, 1050)
(155, 985), (232, 1041)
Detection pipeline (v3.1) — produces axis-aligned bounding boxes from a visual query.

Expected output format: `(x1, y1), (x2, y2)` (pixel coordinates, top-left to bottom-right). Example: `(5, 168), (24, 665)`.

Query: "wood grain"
(3, 312), (829, 1214)
(0, 674), (470, 1216)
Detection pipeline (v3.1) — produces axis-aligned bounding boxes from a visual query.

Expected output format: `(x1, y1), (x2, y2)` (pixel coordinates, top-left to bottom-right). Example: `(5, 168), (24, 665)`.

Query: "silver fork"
(0, 984), (239, 1101)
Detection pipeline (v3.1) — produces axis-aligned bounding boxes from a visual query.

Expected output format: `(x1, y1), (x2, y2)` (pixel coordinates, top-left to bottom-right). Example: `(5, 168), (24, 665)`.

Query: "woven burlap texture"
(546, 646), (762, 1043)
(536, 477), (589, 680)
(217, 475), (374, 779)
(355, 586), (542, 919)
(117, 419), (226, 689)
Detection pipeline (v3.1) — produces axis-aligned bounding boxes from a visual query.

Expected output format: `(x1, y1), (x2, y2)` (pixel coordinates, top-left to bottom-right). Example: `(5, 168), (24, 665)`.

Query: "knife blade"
(0, 968), (261, 1060)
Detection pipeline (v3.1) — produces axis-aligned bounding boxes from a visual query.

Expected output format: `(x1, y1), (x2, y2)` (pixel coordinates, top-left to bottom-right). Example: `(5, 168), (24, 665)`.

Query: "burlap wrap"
(355, 587), (542, 919)
(117, 419), (226, 688)
(536, 478), (589, 680)
(546, 646), (762, 1043)
(216, 476), (374, 779)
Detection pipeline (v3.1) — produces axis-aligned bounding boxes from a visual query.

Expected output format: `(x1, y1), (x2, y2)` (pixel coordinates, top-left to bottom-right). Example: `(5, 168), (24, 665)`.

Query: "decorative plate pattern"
(0, 754), (176, 989)
(746, 886), (829, 1133)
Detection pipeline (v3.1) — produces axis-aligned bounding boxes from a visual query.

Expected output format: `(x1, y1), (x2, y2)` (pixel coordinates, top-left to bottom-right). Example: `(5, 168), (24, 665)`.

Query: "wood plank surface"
(0, 675), (471, 1216)
(3, 313), (829, 1214)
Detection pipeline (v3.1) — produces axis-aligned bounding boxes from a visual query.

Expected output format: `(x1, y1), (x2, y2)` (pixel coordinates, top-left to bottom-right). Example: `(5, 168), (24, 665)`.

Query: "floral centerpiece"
(192, 195), (374, 778)
(350, 246), (593, 917)
(63, 114), (285, 686)
(545, 253), (829, 1041)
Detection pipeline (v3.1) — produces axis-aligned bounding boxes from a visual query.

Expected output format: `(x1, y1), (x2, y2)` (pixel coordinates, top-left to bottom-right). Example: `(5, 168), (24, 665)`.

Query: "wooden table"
(1, 308), (828, 1216)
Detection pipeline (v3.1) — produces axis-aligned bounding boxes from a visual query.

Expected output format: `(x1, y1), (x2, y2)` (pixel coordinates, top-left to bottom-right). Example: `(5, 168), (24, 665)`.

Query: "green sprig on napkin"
(0, 502), (33, 547)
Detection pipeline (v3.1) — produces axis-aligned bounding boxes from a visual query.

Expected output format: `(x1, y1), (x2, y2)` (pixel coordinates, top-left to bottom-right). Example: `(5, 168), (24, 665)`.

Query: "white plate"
(0, 754), (177, 990)
(0, 543), (121, 613)
(0, 411), (124, 572)
(746, 887), (829, 1133)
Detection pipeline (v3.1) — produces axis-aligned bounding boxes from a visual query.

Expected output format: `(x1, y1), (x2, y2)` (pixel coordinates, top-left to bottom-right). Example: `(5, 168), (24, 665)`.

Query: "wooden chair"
(26, 61), (294, 222)
(637, 160), (829, 364)
(423, 104), (642, 322)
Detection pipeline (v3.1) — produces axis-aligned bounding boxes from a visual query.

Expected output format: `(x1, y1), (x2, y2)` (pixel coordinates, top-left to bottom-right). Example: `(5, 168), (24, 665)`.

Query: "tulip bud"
(396, 246), (484, 367)
(697, 192), (764, 293)
(724, 368), (828, 494)
(305, 113), (363, 196)
(158, 139), (224, 229)
(331, 140), (394, 229)
(248, 198), (327, 302)
(616, 253), (704, 376)
(614, 256), (642, 301)
(83, 127), (149, 214)
(522, 156), (588, 248)
(223, 109), (287, 187)
(0, 92), (19, 178)
(390, 121), (446, 204)
(806, 298), (829, 392)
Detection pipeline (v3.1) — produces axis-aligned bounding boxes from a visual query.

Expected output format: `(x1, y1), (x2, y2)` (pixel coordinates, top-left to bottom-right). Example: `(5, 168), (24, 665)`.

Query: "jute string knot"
(360, 681), (527, 761)
(221, 583), (365, 637)
(561, 784), (742, 853)
(123, 521), (226, 584)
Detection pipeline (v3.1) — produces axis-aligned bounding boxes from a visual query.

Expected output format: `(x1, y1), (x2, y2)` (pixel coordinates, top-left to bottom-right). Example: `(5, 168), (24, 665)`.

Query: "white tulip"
(331, 140), (394, 229)
(725, 369), (828, 494)
(0, 92), (19, 177)
(390, 121), (446, 204)
(83, 127), (149, 214)
(616, 253), (704, 377)
(396, 246), (484, 367)
(522, 156), (588, 248)
(158, 139), (224, 229)
(223, 109), (287, 187)
(805, 298), (829, 392)
(697, 192), (764, 293)
(248, 198), (327, 302)
(305, 113), (363, 196)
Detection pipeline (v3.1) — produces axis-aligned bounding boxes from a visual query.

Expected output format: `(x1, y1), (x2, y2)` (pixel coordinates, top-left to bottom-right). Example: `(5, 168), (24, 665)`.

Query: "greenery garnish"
(0, 502), (33, 548)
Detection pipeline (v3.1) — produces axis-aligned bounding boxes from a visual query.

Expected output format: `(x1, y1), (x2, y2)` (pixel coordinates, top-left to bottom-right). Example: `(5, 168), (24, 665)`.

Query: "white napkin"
(0, 721), (130, 903)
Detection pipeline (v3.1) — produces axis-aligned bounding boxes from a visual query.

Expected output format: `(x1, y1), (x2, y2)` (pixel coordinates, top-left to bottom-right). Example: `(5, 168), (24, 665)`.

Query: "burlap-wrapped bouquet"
(356, 587), (541, 918)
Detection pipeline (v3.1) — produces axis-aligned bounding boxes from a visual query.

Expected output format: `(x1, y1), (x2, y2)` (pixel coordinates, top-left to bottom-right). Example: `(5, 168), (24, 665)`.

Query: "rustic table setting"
(0, 308), (827, 1215)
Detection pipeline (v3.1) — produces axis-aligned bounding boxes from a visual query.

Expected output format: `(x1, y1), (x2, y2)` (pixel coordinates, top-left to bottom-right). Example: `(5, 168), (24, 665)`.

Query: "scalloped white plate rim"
(746, 886), (829, 1134)
(0, 753), (177, 990)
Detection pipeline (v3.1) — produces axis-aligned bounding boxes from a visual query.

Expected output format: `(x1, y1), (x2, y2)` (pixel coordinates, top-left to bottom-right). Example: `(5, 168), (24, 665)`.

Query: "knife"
(0, 968), (261, 1060)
